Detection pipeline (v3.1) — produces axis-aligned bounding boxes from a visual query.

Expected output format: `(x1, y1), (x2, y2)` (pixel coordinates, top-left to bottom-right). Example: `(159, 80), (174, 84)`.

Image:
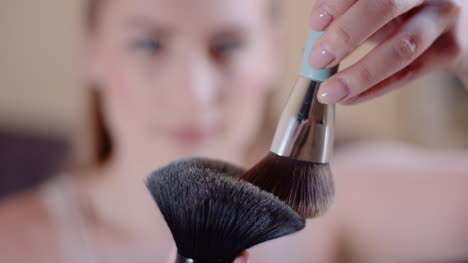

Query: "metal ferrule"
(270, 76), (336, 163)
(175, 254), (234, 263)
(175, 254), (199, 263)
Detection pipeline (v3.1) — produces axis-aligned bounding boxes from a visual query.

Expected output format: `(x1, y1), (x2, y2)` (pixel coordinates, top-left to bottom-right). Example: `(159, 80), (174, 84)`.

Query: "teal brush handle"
(299, 30), (338, 82)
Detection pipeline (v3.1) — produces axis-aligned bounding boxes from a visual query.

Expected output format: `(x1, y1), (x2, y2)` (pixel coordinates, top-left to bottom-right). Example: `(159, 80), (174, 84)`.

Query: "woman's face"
(86, 0), (280, 164)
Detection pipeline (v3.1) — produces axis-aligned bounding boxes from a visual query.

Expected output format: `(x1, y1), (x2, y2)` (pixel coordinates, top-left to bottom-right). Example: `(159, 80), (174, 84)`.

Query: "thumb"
(233, 251), (250, 263)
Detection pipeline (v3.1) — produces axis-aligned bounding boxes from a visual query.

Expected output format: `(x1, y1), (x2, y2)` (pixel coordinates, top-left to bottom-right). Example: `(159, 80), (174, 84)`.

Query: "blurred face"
(86, 0), (279, 165)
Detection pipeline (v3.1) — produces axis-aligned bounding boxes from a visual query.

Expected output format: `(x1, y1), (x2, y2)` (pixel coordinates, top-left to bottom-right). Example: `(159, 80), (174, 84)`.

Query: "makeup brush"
(241, 31), (339, 218)
(146, 158), (305, 263)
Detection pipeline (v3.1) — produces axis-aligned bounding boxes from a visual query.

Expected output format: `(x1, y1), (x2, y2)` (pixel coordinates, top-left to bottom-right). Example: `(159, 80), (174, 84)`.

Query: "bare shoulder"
(0, 190), (59, 262)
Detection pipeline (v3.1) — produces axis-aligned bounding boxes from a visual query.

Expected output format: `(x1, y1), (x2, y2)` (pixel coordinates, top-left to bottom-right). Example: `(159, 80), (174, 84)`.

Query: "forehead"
(103, 0), (269, 29)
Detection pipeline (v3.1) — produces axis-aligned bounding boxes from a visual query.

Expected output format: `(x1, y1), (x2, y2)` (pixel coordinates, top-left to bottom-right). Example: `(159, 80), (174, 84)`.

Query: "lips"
(164, 126), (215, 145)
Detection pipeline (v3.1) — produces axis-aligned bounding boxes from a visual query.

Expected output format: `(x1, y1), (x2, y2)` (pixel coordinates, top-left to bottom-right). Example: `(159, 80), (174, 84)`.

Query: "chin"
(161, 138), (216, 156)
(176, 144), (240, 161)
(146, 130), (244, 162)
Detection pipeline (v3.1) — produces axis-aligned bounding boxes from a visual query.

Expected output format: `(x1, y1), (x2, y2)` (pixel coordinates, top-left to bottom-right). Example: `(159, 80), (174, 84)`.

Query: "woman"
(1, 0), (468, 263)
(0, 0), (280, 262)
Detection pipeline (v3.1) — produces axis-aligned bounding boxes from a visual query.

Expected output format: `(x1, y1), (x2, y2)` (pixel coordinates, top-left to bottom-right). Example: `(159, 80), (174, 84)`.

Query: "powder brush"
(146, 158), (306, 263)
(241, 31), (339, 218)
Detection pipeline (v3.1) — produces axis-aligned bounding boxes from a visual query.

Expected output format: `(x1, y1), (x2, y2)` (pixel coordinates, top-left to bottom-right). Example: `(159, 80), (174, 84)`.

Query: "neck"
(77, 149), (170, 238)
(77, 142), (246, 238)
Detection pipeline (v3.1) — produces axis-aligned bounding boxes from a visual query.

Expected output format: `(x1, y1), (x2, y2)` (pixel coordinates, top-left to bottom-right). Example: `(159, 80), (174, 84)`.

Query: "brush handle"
(300, 30), (337, 82)
(270, 31), (338, 163)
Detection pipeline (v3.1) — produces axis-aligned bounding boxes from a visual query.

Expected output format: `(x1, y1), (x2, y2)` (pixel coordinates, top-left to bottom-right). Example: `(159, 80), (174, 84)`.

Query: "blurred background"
(1, 0), (467, 194)
(1, 0), (468, 262)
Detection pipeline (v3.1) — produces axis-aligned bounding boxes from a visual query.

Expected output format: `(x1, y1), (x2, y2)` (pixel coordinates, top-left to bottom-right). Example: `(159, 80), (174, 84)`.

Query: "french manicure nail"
(310, 4), (333, 31)
(318, 79), (349, 104)
(309, 46), (335, 70)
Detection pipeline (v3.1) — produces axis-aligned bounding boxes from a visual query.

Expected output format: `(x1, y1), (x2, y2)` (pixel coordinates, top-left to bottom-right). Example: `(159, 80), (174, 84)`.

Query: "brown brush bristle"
(241, 152), (335, 218)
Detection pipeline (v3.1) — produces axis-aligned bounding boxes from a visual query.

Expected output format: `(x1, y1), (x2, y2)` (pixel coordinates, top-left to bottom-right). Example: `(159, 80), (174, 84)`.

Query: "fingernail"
(309, 46), (335, 69)
(310, 4), (333, 31)
(318, 78), (349, 104)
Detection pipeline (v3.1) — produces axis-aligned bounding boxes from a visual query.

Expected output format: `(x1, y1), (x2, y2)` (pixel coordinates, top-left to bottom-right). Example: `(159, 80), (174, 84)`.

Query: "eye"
(131, 38), (162, 54)
(210, 38), (243, 59)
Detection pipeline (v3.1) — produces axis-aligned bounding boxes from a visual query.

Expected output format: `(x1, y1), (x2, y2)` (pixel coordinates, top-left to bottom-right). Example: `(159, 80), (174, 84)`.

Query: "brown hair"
(85, 0), (102, 30)
(89, 90), (112, 163)
(85, 0), (112, 163)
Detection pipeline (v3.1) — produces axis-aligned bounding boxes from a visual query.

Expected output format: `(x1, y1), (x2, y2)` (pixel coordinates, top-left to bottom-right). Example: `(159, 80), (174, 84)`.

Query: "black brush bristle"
(146, 158), (305, 263)
(165, 157), (245, 178)
(241, 152), (335, 218)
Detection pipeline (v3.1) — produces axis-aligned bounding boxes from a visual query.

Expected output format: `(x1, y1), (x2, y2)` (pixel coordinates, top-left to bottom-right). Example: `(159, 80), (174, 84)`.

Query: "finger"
(233, 251), (250, 263)
(317, 1), (460, 104)
(342, 29), (463, 105)
(369, 6), (423, 43)
(368, 16), (405, 43)
(309, 0), (424, 70)
(310, 0), (358, 31)
(341, 55), (433, 105)
(363, 2), (423, 43)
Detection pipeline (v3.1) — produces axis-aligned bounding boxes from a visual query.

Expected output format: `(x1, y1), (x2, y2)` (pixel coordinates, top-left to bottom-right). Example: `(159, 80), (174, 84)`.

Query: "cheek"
(221, 73), (270, 148)
(101, 51), (168, 118)
(232, 40), (278, 93)
(219, 43), (278, 141)
(97, 51), (162, 140)
(227, 51), (275, 105)
(104, 54), (147, 105)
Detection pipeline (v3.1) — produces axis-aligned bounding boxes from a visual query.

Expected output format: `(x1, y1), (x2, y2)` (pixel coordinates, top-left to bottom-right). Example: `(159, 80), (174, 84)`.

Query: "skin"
(308, 0), (468, 104)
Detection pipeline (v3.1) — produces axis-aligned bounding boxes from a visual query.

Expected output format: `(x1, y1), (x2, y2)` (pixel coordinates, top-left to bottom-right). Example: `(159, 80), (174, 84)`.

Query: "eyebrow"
(124, 17), (175, 35)
(124, 16), (250, 38)
(213, 26), (249, 36)
(204, 24), (251, 44)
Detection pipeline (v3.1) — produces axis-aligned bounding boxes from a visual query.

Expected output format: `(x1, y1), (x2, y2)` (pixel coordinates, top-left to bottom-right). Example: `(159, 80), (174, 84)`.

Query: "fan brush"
(146, 158), (305, 263)
(241, 30), (339, 218)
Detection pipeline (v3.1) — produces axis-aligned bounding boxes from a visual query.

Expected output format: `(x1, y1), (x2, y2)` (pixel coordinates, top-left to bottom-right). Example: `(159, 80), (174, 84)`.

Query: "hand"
(233, 251), (250, 263)
(308, 0), (468, 104)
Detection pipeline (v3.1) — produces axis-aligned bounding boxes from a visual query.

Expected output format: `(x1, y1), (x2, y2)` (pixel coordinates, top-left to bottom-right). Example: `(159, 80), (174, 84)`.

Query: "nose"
(175, 53), (220, 110)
